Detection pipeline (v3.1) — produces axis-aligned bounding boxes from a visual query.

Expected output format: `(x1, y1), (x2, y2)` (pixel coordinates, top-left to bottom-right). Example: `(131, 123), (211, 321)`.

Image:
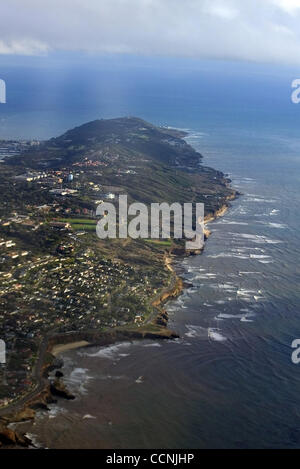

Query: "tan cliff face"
(204, 204), (228, 223)
(0, 424), (17, 447)
(0, 203), (235, 446)
(152, 277), (183, 308)
(204, 190), (238, 223)
(204, 228), (212, 238)
(0, 118), (238, 442)
(0, 421), (33, 448)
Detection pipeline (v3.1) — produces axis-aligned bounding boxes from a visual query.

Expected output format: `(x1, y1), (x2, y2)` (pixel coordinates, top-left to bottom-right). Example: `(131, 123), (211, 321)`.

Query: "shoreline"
(0, 197), (236, 448)
(0, 169), (237, 448)
(51, 341), (91, 357)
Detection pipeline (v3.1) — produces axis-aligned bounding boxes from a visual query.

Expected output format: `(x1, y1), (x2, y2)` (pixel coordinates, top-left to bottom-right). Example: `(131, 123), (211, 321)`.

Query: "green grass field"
(58, 218), (97, 232)
(144, 239), (172, 247)
(59, 218), (97, 225)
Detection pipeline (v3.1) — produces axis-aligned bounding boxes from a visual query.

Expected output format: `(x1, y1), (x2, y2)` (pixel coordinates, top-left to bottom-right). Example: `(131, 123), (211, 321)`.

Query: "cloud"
(205, 4), (239, 20)
(271, 0), (300, 15)
(0, 39), (49, 55)
(1, 0), (300, 64)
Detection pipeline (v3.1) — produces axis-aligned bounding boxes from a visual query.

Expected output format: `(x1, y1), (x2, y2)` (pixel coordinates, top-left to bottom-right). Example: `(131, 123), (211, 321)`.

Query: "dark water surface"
(16, 126), (300, 449)
(4, 57), (300, 448)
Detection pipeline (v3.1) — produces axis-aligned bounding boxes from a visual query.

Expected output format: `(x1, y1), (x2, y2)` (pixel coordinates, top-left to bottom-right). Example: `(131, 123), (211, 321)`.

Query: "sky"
(1, 0), (300, 65)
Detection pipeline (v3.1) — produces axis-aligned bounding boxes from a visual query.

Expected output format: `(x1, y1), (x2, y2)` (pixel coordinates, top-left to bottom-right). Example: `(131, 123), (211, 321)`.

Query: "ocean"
(3, 54), (300, 448)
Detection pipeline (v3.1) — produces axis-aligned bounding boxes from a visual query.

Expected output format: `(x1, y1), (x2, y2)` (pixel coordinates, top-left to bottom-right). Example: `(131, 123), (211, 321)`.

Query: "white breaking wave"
(237, 289), (259, 295)
(208, 328), (227, 342)
(185, 325), (208, 339)
(187, 266), (200, 273)
(258, 221), (287, 229)
(267, 223), (286, 229)
(194, 273), (217, 279)
(216, 220), (249, 225)
(231, 233), (282, 244)
(258, 259), (274, 264)
(270, 209), (280, 216)
(232, 247), (265, 252)
(24, 433), (43, 449)
(207, 253), (249, 259)
(216, 312), (255, 320)
(65, 367), (94, 395)
(84, 342), (136, 360)
(143, 342), (162, 348)
(245, 196), (277, 203)
(47, 405), (68, 419)
(185, 325), (227, 342)
(240, 317), (254, 323)
(249, 254), (271, 259)
(217, 284), (235, 290)
(239, 271), (261, 275)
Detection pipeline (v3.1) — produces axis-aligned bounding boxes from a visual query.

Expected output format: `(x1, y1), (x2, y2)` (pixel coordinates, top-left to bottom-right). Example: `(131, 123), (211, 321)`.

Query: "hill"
(8, 117), (202, 169)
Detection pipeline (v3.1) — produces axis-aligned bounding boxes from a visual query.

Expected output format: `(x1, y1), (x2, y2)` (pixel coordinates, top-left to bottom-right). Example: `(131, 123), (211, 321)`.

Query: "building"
(50, 222), (72, 230)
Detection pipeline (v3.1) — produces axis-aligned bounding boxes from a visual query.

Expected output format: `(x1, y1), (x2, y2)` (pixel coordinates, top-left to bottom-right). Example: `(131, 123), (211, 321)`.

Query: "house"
(105, 193), (115, 200)
(50, 222), (72, 230)
(134, 315), (143, 324)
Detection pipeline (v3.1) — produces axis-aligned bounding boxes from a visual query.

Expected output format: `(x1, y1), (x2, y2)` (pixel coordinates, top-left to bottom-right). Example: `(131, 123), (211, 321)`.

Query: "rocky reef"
(50, 377), (75, 400)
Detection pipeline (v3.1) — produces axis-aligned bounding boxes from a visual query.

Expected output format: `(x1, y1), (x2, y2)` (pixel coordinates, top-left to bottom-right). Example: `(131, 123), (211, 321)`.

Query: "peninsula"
(0, 117), (236, 445)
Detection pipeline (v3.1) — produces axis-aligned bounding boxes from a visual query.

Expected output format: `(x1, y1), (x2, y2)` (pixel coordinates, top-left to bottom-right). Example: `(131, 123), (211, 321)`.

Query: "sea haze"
(6, 54), (300, 448)
(0, 53), (300, 140)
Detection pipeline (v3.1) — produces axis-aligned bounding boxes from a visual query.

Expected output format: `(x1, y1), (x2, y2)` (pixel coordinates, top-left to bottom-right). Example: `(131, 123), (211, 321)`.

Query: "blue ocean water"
(5, 55), (300, 448)
(1, 54), (300, 140)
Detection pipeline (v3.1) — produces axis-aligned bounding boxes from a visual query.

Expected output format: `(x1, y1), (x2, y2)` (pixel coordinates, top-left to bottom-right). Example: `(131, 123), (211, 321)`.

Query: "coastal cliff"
(0, 117), (236, 446)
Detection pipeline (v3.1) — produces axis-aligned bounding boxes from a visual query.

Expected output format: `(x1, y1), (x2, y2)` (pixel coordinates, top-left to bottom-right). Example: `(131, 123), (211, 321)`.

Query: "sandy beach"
(51, 341), (91, 357)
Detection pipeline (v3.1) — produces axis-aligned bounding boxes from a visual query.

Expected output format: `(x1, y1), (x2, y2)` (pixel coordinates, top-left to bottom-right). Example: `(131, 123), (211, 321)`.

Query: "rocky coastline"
(0, 171), (238, 449)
